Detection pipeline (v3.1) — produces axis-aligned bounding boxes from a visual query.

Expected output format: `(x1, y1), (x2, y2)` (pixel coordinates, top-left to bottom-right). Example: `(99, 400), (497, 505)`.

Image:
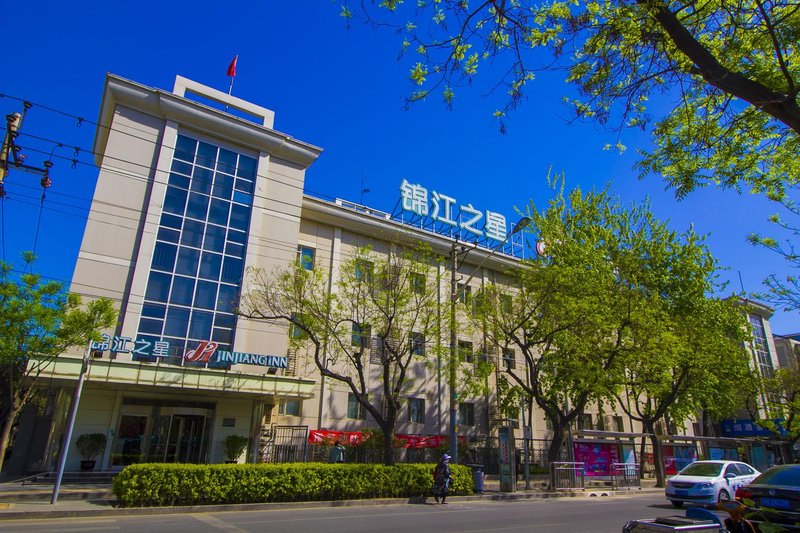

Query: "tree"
(342, 0), (800, 307)
(616, 297), (753, 487)
(0, 256), (117, 474)
(750, 366), (800, 447)
(238, 245), (443, 465)
(473, 181), (662, 486)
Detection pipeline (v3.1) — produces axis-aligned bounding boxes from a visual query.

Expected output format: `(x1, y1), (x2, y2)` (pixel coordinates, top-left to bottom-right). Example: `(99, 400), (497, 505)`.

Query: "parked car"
(665, 460), (760, 508)
(736, 464), (800, 531)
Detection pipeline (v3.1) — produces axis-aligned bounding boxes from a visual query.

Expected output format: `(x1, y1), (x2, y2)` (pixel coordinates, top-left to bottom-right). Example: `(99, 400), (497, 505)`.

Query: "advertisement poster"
(663, 445), (698, 475)
(709, 447), (739, 461)
(573, 441), (621, 476)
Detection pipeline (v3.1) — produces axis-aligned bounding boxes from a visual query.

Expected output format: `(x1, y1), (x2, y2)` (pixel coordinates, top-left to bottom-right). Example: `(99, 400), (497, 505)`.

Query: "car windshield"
(678, 463), (723, 477)
(753, 467), (800, 487)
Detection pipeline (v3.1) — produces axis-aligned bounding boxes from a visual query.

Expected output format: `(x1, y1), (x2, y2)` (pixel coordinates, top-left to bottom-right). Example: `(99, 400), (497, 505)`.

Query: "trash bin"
(468, 464), (485, 493)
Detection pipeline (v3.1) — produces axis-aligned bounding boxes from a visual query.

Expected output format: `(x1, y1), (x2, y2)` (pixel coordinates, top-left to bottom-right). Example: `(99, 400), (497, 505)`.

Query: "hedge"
(112, 462), (473, 507)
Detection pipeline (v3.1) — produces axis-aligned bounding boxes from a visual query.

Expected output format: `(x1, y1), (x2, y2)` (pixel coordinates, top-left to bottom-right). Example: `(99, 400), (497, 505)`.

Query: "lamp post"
(448, 217), (530, 464)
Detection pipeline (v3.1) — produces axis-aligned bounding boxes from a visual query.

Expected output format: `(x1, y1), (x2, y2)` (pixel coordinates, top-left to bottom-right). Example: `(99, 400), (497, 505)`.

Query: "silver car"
(665, 460), (760, 507)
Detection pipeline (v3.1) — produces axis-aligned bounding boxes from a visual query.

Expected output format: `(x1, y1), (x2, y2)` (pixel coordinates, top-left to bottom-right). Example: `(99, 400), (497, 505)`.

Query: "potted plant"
(224, 434), (249, 463)
(76, 433), (107, 471)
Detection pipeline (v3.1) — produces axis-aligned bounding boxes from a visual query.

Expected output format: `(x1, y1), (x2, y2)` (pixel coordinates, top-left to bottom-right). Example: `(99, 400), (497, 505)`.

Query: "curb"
(0, 488), (662, 520)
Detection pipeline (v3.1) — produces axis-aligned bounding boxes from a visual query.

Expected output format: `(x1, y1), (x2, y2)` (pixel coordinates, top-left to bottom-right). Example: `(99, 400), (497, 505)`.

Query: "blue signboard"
(720, 418), (786, 437)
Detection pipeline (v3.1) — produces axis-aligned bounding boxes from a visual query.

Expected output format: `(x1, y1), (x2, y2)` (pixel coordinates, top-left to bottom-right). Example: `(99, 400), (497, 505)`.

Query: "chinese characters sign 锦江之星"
(399, 179), (511, 242)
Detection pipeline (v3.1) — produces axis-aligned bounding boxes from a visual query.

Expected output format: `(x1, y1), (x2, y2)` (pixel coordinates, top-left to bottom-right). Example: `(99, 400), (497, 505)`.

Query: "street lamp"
(448, 217), (531, 464)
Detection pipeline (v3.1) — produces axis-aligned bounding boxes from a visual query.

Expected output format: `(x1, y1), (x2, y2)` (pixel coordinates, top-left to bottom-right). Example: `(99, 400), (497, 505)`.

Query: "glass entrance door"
(111, 415), (148, 466)
(164, 415), (206, 463)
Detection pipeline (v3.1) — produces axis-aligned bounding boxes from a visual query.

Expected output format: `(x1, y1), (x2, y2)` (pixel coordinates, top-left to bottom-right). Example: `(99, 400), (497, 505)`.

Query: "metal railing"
(611, 462), (641, 490)
(551, 461), (586, 490)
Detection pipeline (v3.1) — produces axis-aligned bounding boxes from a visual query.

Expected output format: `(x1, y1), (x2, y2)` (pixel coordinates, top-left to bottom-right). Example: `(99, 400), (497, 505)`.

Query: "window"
(457, 283), (472, 305)
(410, 332), (426, 356)
(577, 413), (593, 430)
(613, 415), (625, 432)
(351, 322), (371, 348)
(458, 340), (473, 363)
(411, 272), (426, 294)
(458, 402), (475, 426)
(408, 398), (425, 423)
(347, 393), (366, 420)
(502, 348), (516, 370)
(298, 245), (315, 270)
(355, 259), (374, 283)
(278, 399), (301, 417)
(290, 313), (307, 339)
(749, 314), (775, 379)
(500, 294), (513, 314)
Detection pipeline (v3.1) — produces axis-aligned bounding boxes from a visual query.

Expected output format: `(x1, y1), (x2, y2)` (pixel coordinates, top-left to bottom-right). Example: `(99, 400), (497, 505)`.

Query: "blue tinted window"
(221, 256), (243, 284)
(208, 199), (230, 225)
(175, 247), (200, 276)
(152, 242), (177, 272)
(164, 308), (190, 337)
(186, 192), (209, 220)
(170, 276), (195, 306)
(142, 303), (166, 318)
(181, 220), (204, 247)
(157, 227), (180, 244)
(174, 135), (196, 162)
(228, 229), (246, 244)
(163, 186), (187, 215)
(235, 178), (253, 195)
(160, 213), (182, 229)
(218, 149), (237, 174)
(171, 160), (192, 176)
(196, 142), (217, 168)
(139, 318), (163, 335)
(199, 252), (222, 280)
(191, 166), (213, 195)
(189, 311), (213, 340)
(194, 281), (217, 310)
(232, 190), (252, 205)
(213, 173), (233, 199)
(215, 313), (235, 329)
(168, 172), (190, 189)
(217, 285), (237, 313)
(298, 246), (315, 270)
(145, 272), (171, 302)
(237, 155), (257, 180)
(204, 225), (226, 252)
(212, 327), (232, 344)
(229, 204), (250, 231)
(225, 242), (244, 258)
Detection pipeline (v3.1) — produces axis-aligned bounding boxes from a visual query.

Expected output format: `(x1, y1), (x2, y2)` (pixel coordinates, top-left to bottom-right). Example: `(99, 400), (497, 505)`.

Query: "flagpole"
(228, 76), (235, 96)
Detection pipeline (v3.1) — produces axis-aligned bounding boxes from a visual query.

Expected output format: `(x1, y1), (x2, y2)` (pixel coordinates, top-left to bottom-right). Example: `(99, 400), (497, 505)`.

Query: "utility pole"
(1, 102), (54, 196)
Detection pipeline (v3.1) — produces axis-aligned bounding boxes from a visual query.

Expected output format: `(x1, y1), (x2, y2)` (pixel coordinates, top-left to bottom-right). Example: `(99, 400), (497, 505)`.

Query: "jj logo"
(184, 341), (219, 363)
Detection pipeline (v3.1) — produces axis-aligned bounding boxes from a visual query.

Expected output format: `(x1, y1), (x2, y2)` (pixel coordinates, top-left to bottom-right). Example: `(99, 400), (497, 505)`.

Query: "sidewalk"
(0, 478), (662, 521)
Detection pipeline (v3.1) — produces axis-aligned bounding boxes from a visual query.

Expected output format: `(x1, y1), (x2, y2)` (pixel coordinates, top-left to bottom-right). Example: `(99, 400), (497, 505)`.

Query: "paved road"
(0, 492), (692, 533)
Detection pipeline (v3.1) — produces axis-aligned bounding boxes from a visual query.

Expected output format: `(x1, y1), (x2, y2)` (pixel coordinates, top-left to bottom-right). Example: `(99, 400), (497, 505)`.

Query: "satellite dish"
(536, 241), (546, 256)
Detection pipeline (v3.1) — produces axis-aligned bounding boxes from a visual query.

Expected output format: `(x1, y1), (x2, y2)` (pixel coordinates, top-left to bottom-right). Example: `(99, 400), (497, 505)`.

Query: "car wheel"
(718, 490), (730, 503)
(671, 500), (683, 508)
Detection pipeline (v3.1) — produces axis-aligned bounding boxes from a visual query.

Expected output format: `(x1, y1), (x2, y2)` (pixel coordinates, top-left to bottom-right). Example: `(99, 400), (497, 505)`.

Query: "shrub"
(76, 433), (107, 460)
(223, 435), (249, 462)
(112, 462), (472, 507)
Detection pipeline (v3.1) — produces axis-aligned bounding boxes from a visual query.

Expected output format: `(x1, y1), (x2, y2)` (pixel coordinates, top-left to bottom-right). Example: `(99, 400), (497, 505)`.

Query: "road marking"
(192, 513), (250, 531)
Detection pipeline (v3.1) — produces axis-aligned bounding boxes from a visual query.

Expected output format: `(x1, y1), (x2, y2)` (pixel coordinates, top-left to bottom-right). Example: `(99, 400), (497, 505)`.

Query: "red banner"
(308, 429), (455, 449)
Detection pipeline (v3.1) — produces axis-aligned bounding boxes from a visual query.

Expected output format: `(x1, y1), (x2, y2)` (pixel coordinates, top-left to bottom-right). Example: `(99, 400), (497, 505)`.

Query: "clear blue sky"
(2, 1), (796, 333)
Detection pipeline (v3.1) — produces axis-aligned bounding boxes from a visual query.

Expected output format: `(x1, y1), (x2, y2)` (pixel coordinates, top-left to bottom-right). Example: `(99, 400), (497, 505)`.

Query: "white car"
(665, 460), (760, 508)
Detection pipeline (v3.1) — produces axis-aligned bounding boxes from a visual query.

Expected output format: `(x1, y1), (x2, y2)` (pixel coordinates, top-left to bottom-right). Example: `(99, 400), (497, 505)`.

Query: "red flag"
(227, 55), (238, 77)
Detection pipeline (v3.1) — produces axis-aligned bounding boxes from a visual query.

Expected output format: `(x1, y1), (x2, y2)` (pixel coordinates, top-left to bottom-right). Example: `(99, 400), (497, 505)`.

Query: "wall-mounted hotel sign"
(91, 334), (287, 369)
(399, 179), (511, 242)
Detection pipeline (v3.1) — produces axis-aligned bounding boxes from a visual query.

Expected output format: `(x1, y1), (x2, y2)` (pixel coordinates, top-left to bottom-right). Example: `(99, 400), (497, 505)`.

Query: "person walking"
(432, 453), (452, 504)
(329, 439), (346, 463)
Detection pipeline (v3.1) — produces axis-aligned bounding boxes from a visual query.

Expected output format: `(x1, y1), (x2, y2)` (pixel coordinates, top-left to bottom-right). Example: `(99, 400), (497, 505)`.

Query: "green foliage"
(112, 462), (473, 507)
(0, 255), (117, 473)
(758, 367), (800, 444)
(239, 244), (448, 465)
(223, 435), (250, 462)
(76, 433), (107, 460)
